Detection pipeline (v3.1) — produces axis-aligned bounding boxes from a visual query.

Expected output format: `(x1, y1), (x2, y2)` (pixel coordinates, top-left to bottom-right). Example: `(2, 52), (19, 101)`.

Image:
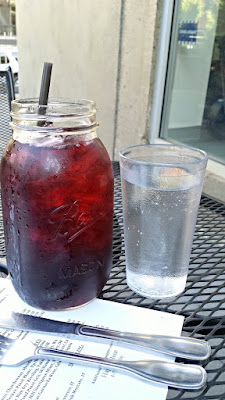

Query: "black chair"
(0, 66), (15, 158)
(0, 67), (14, 267)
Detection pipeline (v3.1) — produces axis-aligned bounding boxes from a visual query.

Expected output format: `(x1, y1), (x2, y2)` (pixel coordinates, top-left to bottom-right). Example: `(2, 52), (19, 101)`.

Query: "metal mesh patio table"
(0, 161), (225, 399)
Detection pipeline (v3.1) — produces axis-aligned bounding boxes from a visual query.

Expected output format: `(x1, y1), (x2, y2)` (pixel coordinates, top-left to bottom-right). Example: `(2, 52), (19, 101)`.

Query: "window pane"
(0, 55), (9, 64)
(161, 0), (225, 165)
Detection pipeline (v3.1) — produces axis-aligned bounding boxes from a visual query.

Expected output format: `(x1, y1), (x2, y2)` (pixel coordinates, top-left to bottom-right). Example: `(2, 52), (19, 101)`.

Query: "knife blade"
(0, 312), (211, 361)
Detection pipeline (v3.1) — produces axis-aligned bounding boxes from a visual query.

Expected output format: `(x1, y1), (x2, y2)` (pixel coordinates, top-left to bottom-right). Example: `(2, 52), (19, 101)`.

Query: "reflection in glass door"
(160, 0), (225, 165)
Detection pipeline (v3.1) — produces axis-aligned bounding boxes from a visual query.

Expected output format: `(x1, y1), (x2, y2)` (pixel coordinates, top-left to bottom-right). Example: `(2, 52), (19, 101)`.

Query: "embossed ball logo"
(48, 189), (110, 243)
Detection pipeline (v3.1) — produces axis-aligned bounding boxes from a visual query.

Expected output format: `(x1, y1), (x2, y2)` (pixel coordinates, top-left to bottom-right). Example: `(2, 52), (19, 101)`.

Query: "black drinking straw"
(38, 62), (53, 126)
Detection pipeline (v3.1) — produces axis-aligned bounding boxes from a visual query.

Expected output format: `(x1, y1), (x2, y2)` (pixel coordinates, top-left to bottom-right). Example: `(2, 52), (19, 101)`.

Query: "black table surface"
(0, 161), (225, 400)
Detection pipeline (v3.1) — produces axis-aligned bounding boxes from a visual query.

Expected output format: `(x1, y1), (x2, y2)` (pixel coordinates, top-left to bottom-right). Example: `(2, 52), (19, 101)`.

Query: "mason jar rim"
(119, 144), (208, 167)
(11, 98), (97, 119)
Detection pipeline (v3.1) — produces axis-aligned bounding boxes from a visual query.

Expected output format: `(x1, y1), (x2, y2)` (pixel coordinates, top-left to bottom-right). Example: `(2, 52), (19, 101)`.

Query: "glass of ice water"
(119, 144), (208, 299)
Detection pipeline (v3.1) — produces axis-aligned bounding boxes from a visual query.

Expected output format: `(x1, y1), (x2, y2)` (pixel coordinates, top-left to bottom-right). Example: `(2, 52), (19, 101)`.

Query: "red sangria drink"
(1, 99), (114, 310)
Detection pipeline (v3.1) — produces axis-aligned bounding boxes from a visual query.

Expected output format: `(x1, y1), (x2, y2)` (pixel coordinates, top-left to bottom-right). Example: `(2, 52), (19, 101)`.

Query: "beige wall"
(16, 0), (158, 159)
(113, 0), (158, 158)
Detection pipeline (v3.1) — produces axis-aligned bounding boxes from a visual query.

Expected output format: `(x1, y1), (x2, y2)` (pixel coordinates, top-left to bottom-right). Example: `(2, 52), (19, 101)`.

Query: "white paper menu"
(0, 278), (184, 400)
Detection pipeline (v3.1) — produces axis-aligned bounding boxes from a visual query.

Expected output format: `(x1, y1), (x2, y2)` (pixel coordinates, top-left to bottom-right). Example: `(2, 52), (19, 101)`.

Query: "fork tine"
(0, 343), (10, 350)
(0, 334), (13, 342)
(0, 334), (13, 345)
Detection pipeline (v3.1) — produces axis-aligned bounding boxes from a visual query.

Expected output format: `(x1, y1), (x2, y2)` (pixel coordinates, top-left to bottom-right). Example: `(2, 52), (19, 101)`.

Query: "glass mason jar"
(1, 99), (114, 310)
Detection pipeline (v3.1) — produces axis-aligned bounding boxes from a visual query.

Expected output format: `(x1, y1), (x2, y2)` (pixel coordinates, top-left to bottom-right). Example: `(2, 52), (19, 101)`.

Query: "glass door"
(160, 0), (225, 165)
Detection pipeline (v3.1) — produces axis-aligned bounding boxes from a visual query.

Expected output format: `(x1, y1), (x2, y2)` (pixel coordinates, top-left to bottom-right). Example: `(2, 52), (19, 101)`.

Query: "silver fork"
(0, 334), (207, 390)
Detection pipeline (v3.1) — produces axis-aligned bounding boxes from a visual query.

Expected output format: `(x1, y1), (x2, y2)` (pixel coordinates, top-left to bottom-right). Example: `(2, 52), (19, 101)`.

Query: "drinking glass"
(119, 144), (208, 299)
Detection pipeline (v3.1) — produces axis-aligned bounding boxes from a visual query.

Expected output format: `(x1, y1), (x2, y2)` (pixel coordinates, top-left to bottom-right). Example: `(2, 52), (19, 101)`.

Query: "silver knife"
(0, 312), (211, 360)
